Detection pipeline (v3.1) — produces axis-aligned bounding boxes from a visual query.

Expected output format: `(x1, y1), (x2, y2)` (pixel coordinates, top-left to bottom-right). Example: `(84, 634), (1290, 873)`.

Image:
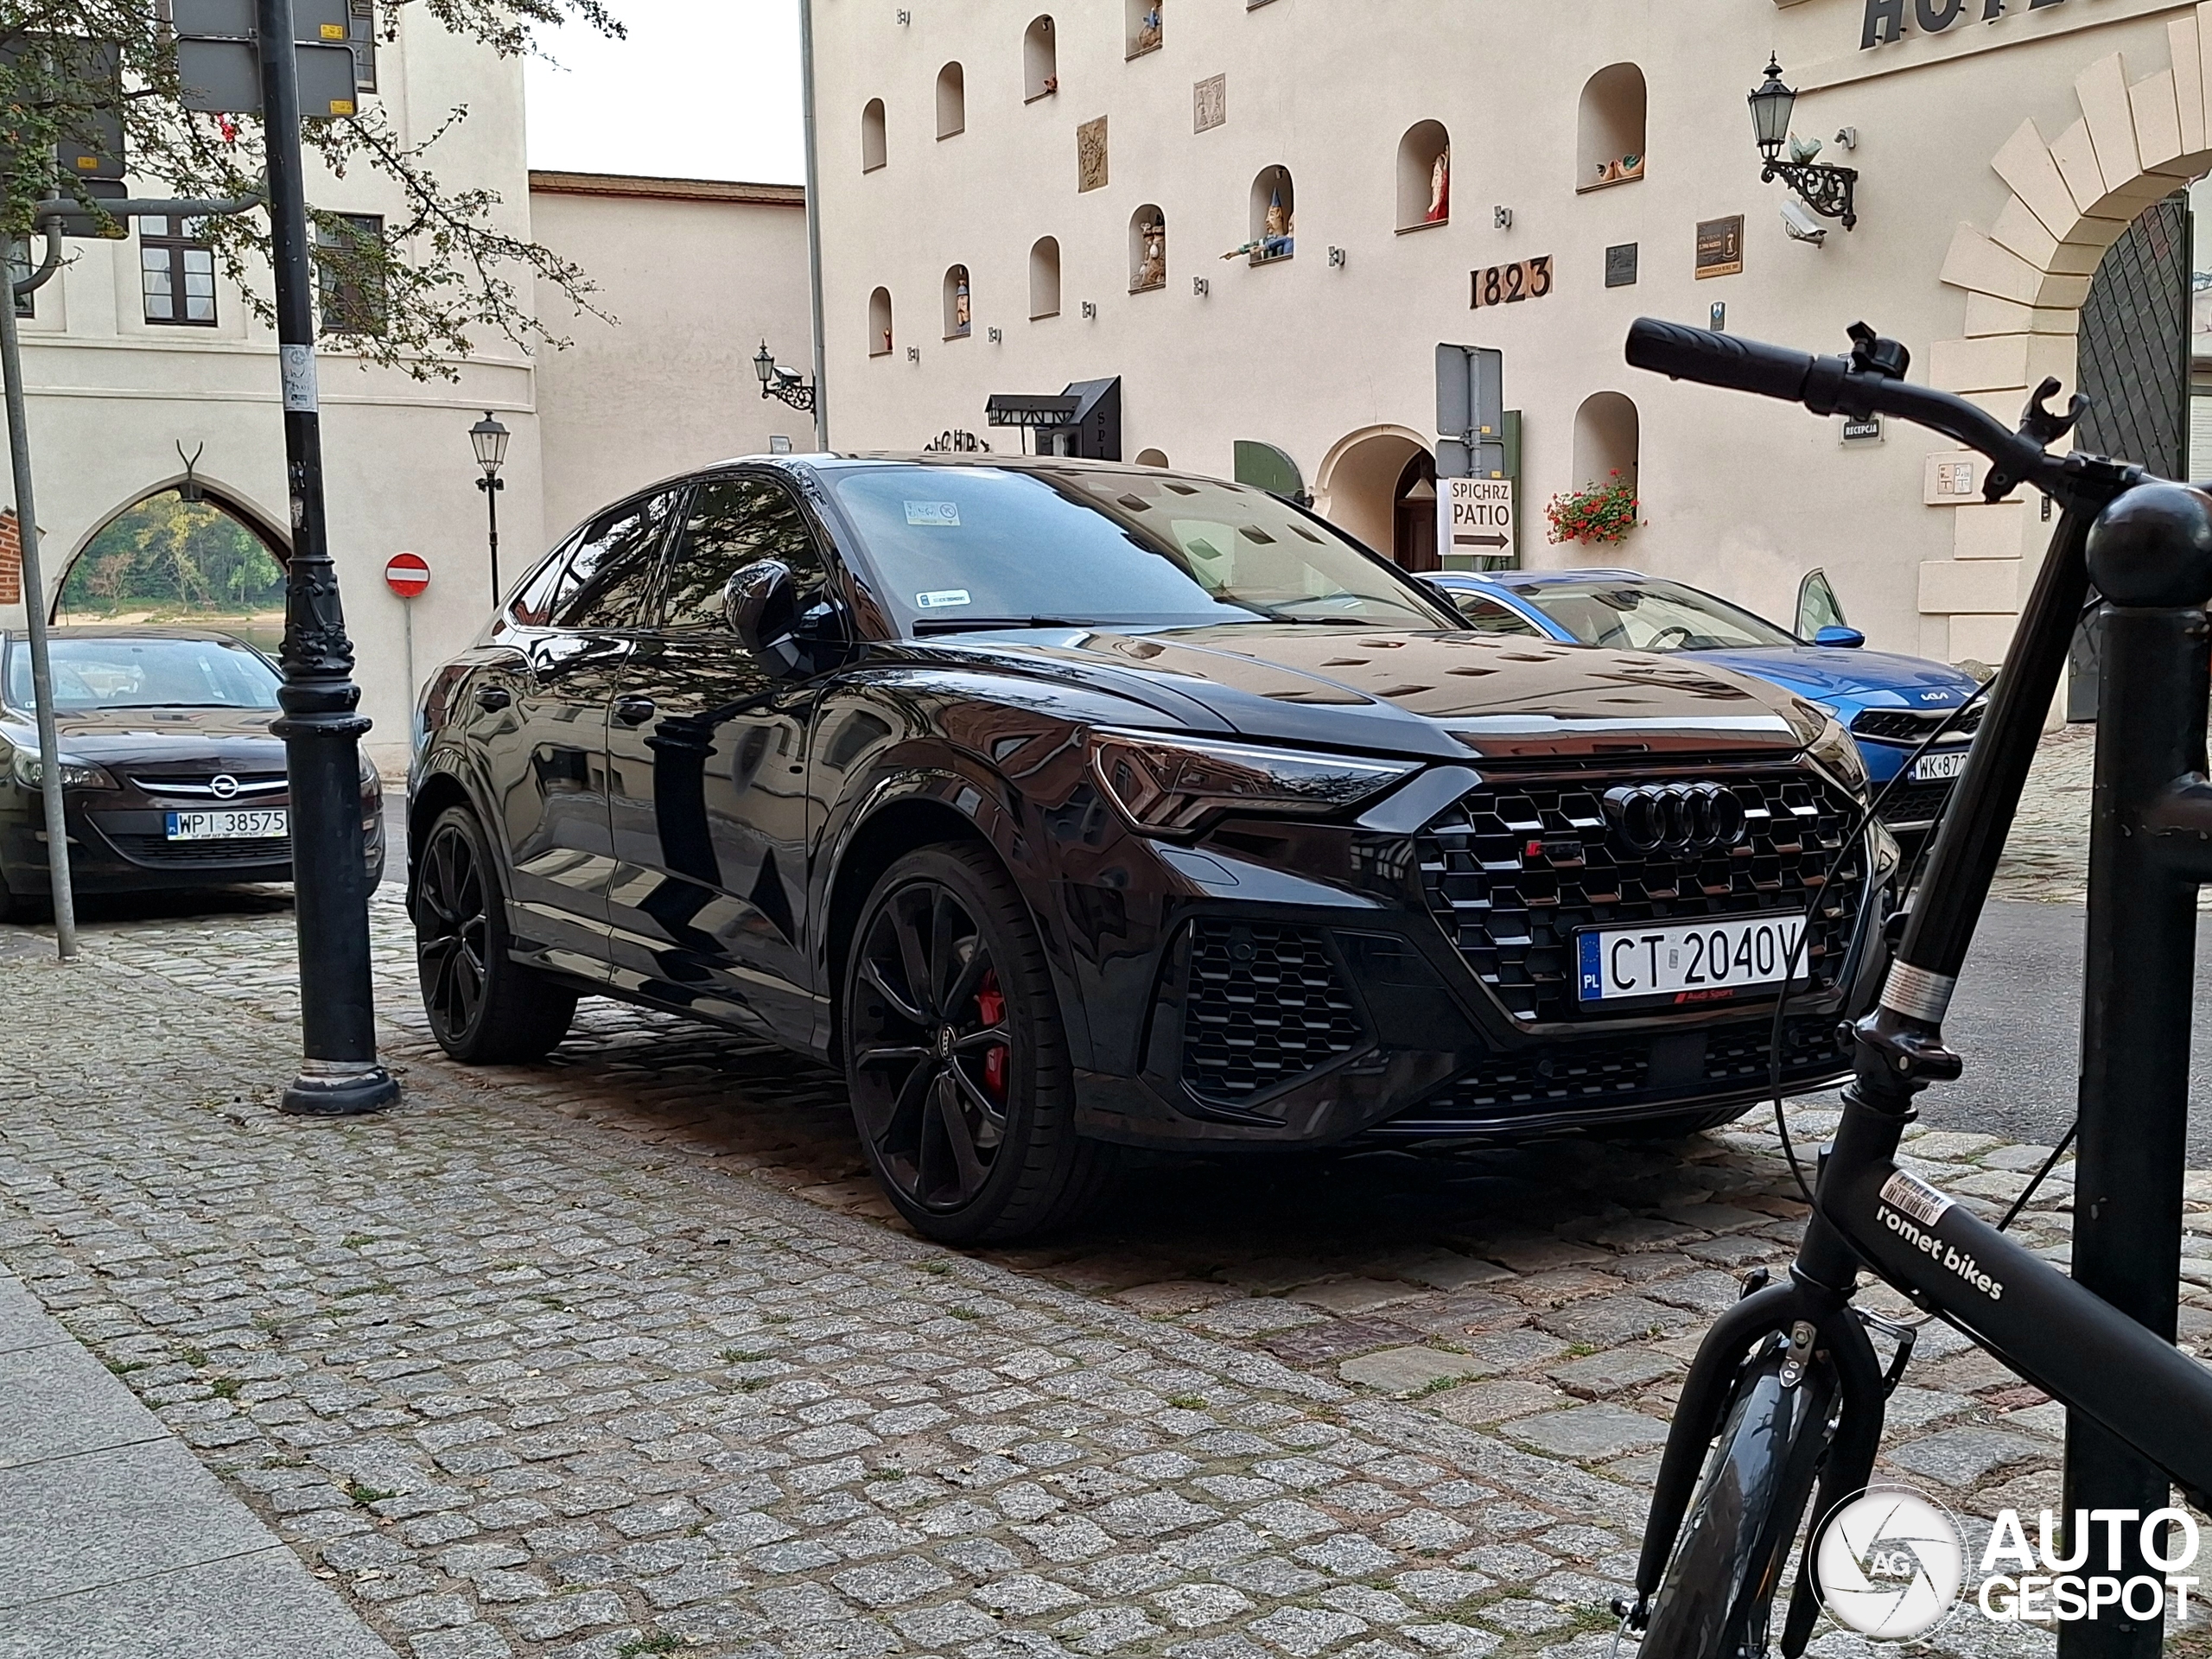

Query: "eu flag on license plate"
(1577, 933), (1603, 1000)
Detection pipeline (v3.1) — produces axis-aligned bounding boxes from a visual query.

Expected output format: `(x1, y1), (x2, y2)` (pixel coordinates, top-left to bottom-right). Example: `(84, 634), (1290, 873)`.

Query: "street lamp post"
(470, 410), (508, 610)
(1746, 57), (1859, 230)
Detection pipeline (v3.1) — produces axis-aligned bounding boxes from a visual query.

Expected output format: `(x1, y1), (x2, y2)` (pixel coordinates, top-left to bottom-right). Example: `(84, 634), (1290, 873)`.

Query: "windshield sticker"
(905, 500), (961, 526)
(916, 588), (972, 610)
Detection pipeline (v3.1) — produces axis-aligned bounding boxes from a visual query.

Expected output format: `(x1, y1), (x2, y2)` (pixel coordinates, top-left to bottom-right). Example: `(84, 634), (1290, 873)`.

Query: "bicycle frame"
(1620, 319), (2212, 1658)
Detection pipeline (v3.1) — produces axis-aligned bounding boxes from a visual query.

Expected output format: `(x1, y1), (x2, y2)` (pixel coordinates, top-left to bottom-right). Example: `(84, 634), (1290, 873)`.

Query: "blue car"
(1425, 569), (1984, 852)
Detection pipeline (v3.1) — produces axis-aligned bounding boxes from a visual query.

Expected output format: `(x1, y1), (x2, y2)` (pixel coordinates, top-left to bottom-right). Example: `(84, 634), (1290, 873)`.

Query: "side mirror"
(1418, 577), (1467, 624)
(1812, 625), (1866, 649)
(724, 558), (807, 678)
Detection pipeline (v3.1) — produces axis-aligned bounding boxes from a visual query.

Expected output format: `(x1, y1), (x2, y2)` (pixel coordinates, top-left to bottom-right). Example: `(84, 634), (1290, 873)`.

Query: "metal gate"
(2069, 193), (2192, 719)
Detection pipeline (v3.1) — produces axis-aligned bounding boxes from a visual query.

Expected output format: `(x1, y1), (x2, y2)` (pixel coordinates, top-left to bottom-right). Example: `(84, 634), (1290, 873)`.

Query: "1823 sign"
(1468, 255), (1554, 309)
(1863, 0), (2070, 50)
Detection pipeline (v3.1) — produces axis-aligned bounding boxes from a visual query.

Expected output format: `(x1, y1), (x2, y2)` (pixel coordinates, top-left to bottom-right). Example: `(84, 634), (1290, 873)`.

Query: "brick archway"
(1925, 16), (2212, 665)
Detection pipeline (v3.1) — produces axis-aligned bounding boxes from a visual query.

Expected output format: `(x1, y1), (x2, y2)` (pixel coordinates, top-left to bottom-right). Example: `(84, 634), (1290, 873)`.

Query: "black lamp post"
(1748, 57), (1859, 230)
(753, 340), (817, 414)
(469, 410), (508, 610)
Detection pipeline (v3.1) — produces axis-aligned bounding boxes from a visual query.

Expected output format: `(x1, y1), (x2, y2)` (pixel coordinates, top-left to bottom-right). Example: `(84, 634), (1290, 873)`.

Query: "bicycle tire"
(1638, 1352), (1840, 1659)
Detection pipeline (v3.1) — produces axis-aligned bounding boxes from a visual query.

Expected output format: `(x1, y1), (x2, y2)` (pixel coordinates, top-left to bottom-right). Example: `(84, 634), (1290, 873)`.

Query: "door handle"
(613, 697), (658, 726)
(474, 686), (512, 712)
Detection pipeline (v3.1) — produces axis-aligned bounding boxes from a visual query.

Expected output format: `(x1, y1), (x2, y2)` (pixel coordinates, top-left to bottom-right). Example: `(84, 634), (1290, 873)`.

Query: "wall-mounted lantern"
(753, 340), (817, 411)
(1748, 58), (1857, 230)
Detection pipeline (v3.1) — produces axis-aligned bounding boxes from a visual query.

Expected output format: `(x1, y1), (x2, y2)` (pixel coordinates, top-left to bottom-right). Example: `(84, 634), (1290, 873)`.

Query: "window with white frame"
(142, 216), (216, 326)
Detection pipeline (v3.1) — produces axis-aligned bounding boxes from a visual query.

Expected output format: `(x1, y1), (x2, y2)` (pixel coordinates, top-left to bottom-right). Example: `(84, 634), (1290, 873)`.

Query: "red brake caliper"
(976, 969), (1009, 1100)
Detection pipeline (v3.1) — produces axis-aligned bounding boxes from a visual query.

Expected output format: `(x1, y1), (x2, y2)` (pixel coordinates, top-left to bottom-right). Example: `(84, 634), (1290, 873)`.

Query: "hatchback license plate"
(1911, 749), (1967, 783)
(1577, 914), (1805, 1005)
(165, 809), (287, 841)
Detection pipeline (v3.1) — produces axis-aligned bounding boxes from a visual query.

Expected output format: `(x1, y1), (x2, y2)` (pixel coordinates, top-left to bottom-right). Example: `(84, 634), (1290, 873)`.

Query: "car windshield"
(5, 636), (281, 711)
(830, 465), (1455, 632)
(1509, 578), (1799, 652)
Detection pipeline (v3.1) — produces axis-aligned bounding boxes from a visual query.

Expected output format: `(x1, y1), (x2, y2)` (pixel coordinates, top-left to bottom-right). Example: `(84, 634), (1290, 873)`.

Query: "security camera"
(1780, 198), (1827, 245)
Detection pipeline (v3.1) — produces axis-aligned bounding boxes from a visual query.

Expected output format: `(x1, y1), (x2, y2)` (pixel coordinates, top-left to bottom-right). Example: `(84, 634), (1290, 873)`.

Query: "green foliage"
(56, 491), (283, 620)
(0, 1), (618, 375)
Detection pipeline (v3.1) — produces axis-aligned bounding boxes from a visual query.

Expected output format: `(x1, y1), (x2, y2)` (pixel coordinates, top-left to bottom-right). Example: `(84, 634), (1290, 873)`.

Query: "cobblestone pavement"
(1989, 724), (2092, 907)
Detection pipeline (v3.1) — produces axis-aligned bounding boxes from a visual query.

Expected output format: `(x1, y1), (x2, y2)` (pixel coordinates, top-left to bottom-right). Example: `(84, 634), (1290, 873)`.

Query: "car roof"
(608, 451), (1247, 505)
(1, 623), (266, 644)
(1432, 569), (1644, 588)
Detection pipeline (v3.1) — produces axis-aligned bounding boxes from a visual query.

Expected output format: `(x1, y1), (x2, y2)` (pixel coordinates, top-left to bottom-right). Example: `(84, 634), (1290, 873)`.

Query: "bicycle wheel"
(1638, 1351), (1840, 1659)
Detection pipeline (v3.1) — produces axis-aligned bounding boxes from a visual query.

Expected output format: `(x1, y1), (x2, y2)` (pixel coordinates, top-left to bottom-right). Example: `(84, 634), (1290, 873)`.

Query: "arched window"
(943, 264), (972, 339)
(1573, 391), (1640, 486)
(1126, 0), (1162, 58)
(861, 99), (887, 172)
(1135, 448), (1169, 468)
(1247, 166), (1294, 265)
(1395, 121), (1450, 231)
(54, 487), (289, 652)
(936, 62), (965, 139)
(1128, 207), (1166, 292)
(1024, 16), (1058, 101)
(1577, 64), (1646, 192)
(1028, 237), (1061, 319)
(868, 287), (893, 357)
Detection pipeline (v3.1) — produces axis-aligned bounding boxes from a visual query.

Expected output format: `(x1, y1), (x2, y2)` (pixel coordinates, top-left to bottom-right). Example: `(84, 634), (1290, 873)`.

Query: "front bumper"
(1065, 759), (1895, 1151)
(0, 791), (386, 896)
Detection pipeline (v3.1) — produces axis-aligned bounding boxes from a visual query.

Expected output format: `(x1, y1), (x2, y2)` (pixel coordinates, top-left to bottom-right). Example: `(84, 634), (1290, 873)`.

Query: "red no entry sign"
(385, 551), (430, 599)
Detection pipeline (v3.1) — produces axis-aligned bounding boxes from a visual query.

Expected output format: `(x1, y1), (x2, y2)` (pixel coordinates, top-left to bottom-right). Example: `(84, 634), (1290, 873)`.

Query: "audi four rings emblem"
(209, 774), (241, 800)
(1603, 782), (1746, 853)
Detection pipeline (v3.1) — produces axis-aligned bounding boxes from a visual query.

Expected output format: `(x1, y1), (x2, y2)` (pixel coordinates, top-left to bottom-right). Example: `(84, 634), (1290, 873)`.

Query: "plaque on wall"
(1077, 116), (1109, 192)
(1695, 215), (1744, 279)
(1194, 74), (1226, 132)
(1605, 243), (1638, 288)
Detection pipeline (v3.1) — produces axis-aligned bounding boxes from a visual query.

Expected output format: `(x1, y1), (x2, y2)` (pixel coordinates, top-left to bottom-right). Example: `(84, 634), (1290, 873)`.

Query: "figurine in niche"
(880, 327), (893, 354)
(1223, 188), (1294, 262)
(1042, 73), (1058, 93)
(953, 273), (971, 335)
(1133, 3), (1161, 53)
(1426, 145), (1450, 222)
(1621, 151), (1644, 180)
(1135, 218), (1166, 289)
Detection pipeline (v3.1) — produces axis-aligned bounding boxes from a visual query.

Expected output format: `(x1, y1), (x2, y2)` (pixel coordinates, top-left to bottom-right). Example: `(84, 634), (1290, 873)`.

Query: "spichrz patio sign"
(1862, 0), (2068, 51)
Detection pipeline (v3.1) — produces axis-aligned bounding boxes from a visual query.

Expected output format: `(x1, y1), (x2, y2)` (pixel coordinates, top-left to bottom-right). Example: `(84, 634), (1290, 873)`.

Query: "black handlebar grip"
(1625, 318), (1818, 404)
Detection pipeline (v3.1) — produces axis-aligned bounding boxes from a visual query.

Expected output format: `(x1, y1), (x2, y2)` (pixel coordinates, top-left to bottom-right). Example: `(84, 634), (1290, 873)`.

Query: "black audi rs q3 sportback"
(410, 457), (1897, 1241)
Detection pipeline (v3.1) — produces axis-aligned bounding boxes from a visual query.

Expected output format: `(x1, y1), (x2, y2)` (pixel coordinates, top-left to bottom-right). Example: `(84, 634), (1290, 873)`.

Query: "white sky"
(524, 0), (804, 184)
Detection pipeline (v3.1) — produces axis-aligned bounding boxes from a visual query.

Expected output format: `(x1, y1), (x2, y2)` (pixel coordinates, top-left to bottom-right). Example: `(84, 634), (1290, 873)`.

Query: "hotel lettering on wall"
(1863, 0), (2068, 50)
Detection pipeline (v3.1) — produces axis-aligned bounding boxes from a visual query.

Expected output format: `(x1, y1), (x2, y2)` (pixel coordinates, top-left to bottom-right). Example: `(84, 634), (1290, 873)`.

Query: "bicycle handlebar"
(1624, 318), (2124, 511)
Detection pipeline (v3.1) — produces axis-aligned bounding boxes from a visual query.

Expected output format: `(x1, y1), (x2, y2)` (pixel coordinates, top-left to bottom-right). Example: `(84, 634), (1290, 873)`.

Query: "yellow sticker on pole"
(320, 23), (346, 37)
(329, 99), (356, 115)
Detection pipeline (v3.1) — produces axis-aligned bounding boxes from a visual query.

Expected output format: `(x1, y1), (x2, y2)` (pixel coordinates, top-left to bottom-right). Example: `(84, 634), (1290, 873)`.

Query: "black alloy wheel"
(414, 804), (577, 1064)
(844, 843), (1112, 1243)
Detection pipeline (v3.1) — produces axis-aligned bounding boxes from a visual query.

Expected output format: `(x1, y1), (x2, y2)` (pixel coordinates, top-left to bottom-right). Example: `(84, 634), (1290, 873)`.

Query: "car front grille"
(1874, 779), (1954, 830)
(1850, 705), (1982, 741)
(1378, 1016), (1848, 1133)
(1416, 766), (1866, 1023)
(125, 769), (288, 798)
(1180, 918), (1365, 1104)
(104, 833), (292, 869)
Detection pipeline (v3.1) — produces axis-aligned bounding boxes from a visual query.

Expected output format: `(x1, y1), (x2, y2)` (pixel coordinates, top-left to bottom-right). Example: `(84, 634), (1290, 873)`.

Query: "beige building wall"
(811, 0), (2212, 666)
(528, 175), (814, 543)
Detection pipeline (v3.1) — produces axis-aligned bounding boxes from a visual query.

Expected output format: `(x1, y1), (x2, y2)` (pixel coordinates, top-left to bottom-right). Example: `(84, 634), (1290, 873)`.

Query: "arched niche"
(868, 286), (893, 357)
(53, 484), (293, 657)
(1024, 16), (1057, 101)
(1572, 391), (1639, 487)
(1578, 63), (1646, 191)
(1396, 121), (1450, 231)
(1134, 448), (1169, 468)
(1126, 0), (1162, 59)
(943, 264), (972, 339)
(861, 99), (887, 172)
(1028, 237), (1061, 319)
(1128, 206), (1166, 292)
(936, 62), (965, 139)
(1248, 165), (1294, 265)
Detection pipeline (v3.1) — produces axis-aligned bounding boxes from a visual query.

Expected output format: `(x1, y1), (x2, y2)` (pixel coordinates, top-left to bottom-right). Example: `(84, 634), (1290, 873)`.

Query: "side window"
(1451, 592), (1547, 637)
(554, 491), (683, 630)
(1796, 569), (1848, 639)
(505, 533), (582, 628)
(661, 475), (831, 629)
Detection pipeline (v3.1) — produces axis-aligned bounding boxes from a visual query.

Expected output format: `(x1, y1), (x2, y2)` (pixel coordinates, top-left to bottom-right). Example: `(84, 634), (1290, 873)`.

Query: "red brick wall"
(0, 511), (18, 607)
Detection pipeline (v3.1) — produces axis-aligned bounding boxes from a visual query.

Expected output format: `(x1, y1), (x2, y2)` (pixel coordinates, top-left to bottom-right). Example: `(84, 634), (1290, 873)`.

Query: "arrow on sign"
(1453, 534), (1510, 550)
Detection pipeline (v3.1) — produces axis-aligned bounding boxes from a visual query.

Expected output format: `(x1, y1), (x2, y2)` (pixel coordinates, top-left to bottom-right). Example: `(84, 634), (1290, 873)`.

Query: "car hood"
(1685, 647), (1981, 710)
(913, 625), (1827, 760)
(0, 705), (285, 770)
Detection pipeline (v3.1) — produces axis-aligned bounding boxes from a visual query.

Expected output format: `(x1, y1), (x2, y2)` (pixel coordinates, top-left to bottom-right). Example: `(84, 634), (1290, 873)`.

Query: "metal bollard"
(2064, 482), (2212, 1659)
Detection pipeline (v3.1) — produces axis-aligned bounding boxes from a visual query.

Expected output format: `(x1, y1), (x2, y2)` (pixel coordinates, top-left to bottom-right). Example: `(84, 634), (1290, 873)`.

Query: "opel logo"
(1603, 782), (1746, 855)
(209, 773), (240, 800)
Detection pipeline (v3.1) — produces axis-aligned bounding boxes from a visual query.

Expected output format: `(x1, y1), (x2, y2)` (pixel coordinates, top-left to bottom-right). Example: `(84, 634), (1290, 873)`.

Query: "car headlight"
(10, 750), (117, 790)
(1803, 713), (1868, 798)
(1090, 728), (1420, 836)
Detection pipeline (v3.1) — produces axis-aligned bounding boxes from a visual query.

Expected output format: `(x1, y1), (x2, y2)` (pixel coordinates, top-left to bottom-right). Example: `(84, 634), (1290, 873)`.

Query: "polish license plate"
(164, 809), (287, 841)
(1911, 749), (1967, 783)
(1576, 914), (1805, 1006)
